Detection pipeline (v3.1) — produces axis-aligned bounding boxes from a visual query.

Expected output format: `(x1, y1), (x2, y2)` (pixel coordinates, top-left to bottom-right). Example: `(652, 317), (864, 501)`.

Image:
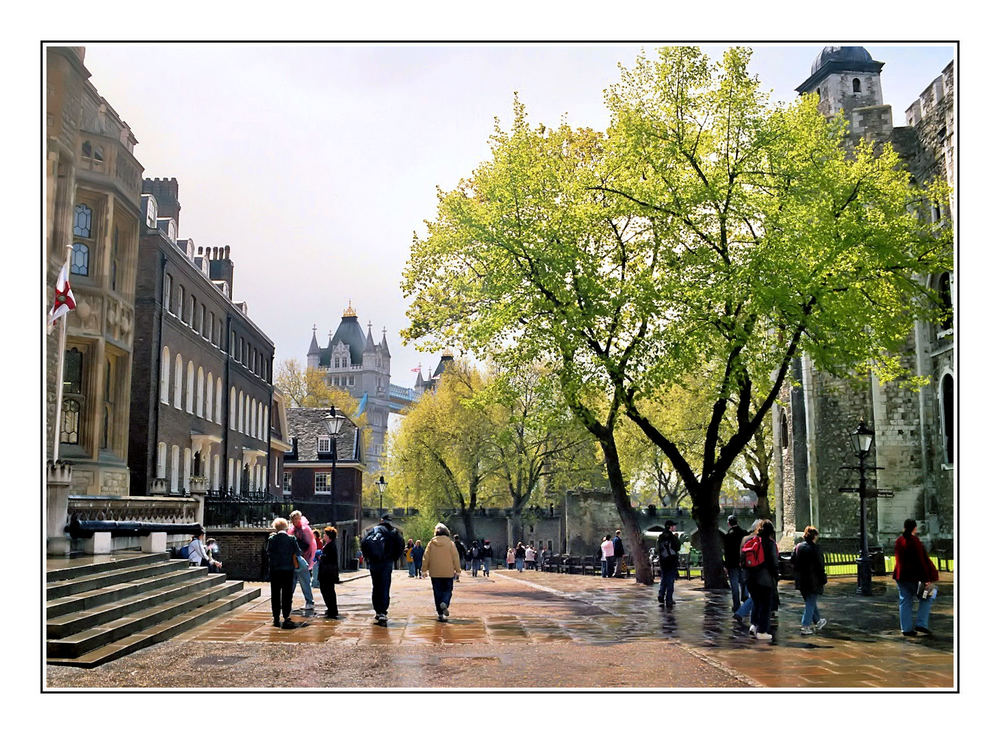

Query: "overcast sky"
(79, 42), (955, 388)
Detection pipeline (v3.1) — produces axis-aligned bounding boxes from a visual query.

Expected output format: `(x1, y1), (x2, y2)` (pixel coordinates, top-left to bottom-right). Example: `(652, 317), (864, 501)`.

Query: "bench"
(581, 555), (598, 575)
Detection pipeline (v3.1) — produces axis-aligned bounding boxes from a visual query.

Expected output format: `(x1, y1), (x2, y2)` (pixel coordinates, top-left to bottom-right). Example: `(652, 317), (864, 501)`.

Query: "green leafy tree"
(403, 48), (951, 587)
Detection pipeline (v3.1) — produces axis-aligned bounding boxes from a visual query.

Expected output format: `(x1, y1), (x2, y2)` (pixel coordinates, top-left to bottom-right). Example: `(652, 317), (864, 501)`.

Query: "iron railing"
(203, 488), (357, 529)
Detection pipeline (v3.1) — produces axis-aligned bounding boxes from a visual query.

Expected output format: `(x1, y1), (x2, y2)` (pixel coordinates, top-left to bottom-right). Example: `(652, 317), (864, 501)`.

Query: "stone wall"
(204, 527), (272, 581)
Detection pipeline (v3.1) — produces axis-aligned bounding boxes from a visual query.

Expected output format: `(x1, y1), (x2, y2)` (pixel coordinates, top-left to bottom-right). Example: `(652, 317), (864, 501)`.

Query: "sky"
(76, 42), (955, 392)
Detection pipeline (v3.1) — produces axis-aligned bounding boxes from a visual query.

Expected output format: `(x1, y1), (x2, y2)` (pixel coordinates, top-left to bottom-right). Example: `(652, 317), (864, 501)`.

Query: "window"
(183, 448), (192, 491)
(164, 274), (173, 312)
(938, 272), (953, 332)
(101, 357), (115, 450)
(230, 387), (236, 426)
(216, 378), (223, 423)
(780, 410), (789, 450)
(196, 367), (205, 417)
(60, 347), (85, 445)
(238, 391), (245, 433)
(159, 347), (170, 404)
(941, 373), (954, 466)
(188, 295), (196, 329)
(178, 285), (186, 322)
(70, 243), (90, 277)
(314, 472), (331, 494)
(318, 437), (331, 453)
(73, 204), (92, 237)
(853, 77), (862, 93)
(206, 373), (214, 422)
(197, 303), (205, 336)
(186, 361), (195, 413)
(213, 455), (221, 490)
(110, 226), (120, 292)
(228, 458), (235, 492)
(156, 442), (167, 479)
(174, 353), (183, 408)
(171, 445), (180, 492)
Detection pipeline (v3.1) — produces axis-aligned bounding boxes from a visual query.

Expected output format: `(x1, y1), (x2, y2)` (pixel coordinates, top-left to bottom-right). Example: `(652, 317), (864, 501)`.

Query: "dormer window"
(852, 78), (862, 93)
(318, 437), (331, 453)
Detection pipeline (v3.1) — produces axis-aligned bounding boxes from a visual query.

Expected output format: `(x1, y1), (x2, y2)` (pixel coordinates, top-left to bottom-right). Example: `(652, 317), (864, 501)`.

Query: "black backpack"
(361, 526), (388, 563)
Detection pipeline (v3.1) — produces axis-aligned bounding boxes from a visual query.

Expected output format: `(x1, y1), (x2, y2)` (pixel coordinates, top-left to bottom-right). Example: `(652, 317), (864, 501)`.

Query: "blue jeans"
(369, 560), (394, 616)
(471, 558), (480, 576)
(311, 561), (321, 588)
(658, 570), (676, 604)
(408, 561), (415, 577)
(431, 576), (455, 612)
(749, 583), (772, 634)
(896, 580), (933, 632)
(728, 567), (747, 610)
(515, 557), (524, 572)
(801, 592), (821, 626)
(601, 558), (610, 577)
(295, 557), (314, 604)
(482, 558), (491, 575)
(736, 595), (753, 619)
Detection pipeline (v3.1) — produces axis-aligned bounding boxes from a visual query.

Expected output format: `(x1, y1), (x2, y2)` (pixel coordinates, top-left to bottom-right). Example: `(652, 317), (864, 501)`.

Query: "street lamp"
(375, 474), (387, 515)
(849, 420), (876, 596)
(324, 406), (346, 529)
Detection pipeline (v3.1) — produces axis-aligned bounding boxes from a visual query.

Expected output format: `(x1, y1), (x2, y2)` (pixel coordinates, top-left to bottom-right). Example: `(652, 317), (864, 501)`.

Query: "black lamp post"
(849, 420), (876, 596)
(376, 474), (387, 515)
(324, 406), (346, 529)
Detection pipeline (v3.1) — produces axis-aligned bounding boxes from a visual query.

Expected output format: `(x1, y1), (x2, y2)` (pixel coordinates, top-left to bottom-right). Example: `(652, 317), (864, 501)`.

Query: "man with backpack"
(723, 515), (748, 613)
(360, 514), (406, 625)
(655, 520), (682, 607)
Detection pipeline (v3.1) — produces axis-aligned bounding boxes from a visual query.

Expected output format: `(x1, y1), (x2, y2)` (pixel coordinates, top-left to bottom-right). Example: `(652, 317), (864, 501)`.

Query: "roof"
(318, 314), (367, 367)
(795, 45), (884, 94)
(286, 407), (362, 463)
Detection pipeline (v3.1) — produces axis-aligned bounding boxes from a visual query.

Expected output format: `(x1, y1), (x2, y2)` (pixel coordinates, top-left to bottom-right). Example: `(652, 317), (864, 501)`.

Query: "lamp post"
(376, 474), (387, 516)
(324, 406), (346, 529)
(848, 420), (876, 596)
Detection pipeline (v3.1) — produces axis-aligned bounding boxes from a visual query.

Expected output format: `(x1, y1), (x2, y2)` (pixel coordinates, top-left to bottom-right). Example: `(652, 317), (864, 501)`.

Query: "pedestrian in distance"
(893, 518), (939, 637)
(732, 520), (761, 626)
(612, 530), (626, 577)
(744, 519), (779, 641)
(318, 525), (341, 618)
(525, 543), (536, 570)
(405, 539), (416, 577)
(413, 539), (425, 579)
(506, 545), (515, 570)
(469, 540), (481, 576)
(481, 539), (493, 576)
(424, 522), (463, 621)
(289, 511), (317, 610)
(791, 526), (828, 635)
(311, 530), (324, 588)
(265, 518), (302, 629)
(656, 520), (682, 607)
(360, 513), (406, 625)
(600, 534), (614, 578)
(723, 515), (748, 612)
(454, 536), (466, 570)
(514, 541), (526, 572)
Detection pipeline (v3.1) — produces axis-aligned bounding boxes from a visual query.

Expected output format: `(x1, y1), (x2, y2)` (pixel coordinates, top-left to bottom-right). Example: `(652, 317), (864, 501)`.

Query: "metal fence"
(203, 489), (355, 530)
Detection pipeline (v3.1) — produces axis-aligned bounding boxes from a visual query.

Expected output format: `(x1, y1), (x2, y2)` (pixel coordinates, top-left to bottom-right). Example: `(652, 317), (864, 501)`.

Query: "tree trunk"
(510, 510), (523, 546)
(753, 483), (771, 520)
(692, 478), (728, 589)
(461, 511), (476, 545)
(602, 436), (653, 585)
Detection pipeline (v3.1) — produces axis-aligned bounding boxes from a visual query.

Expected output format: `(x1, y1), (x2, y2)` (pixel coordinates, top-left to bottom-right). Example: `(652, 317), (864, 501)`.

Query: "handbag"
(916, 581), (934, 600)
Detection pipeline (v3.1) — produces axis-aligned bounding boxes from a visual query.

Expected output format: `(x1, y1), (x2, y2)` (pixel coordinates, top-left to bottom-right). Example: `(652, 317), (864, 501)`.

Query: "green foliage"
(399, 514), (441, 546)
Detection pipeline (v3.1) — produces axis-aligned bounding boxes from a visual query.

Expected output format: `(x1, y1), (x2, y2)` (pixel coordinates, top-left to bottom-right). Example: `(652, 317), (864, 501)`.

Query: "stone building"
(45, 46), (144, 496)
(283, 407), (366, 560)
(128, 177), (279, 497)
(773, 47), (955, 546)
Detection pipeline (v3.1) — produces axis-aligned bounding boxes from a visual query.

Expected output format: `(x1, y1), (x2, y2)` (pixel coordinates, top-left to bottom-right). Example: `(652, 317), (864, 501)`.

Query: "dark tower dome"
(796, 45), (884, 94)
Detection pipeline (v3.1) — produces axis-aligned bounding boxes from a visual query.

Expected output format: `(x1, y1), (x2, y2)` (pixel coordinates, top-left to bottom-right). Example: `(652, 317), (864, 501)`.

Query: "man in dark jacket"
(655, 520), (682, 606)
(612, 530), (626, 577)
(454, 536), (467, 570)
(318, 526), (341, 619)
(723, 515), (748, 612)
(791, 525), (828, 635)
(361, 514), (406, 625)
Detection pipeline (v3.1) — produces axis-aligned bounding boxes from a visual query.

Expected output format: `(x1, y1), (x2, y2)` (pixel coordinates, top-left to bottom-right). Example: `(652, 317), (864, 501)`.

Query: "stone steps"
(46, 553), (260, 668)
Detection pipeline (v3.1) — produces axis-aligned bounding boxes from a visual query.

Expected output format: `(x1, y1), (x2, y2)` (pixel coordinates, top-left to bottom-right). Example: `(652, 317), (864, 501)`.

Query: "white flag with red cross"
(48, 263), (76, 326)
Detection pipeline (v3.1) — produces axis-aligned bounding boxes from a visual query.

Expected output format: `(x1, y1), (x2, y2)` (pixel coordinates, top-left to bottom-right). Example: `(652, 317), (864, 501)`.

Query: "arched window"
(70, 243), (90, 276)
(186, 361), (195, 413)
(178, 285), (186, 322)
(939, 272), (953, 332)
(941, 373), (954, 465)
(170, 445), (180, 492)
(163, 273), (172, 312)
(173, 353), (183, 408)
(206, 373), (213, 422)
(183, 448), (192, 491)
(238, 391), (245, 433)
(196, 367), (205, 417)
(213, 455), (221, 491)
(216, 377), (223, 423)
(156, 442), (167, 479)
(230, 387), (236, 426)
(853, 78), (862, 93)
(159, 347), (170, 403)
(780, 410), (789, 450)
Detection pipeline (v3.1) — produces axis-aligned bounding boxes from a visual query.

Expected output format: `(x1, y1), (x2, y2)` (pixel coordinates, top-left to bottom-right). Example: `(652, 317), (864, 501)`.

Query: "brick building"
(128, 177), (280, 497)
(773, 47), (955, 545)
(45, 46), (144, 495)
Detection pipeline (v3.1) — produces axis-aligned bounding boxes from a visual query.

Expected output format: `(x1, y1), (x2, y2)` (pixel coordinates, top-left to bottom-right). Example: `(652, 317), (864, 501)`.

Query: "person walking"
(405, 539), (416, 577)
(723, 515), (748, 613)
(265, 518), (302, 629)
(424, 523), (463, 621)
(311, 530), (324, 588)
(506, 545), (515, 570)
(744, 519), (779, 641)
(893, 518), (939, 636)
(732, 520), (761, 626)
(481, 539), (493, 576)
(360, 514), (406, 626)
(469, 540), (481, 576)
(655, 520), (682, 607)
(792, 526), (828, 635)
(514, 542), (526, 572)
(318, 526), (341, 618)
(612, 530), (626, 577)
(525, 543), (536, 570)
(600, 534), (614, 578)
(289, 511), (317, 610)
(454, 536), (466, 569)
(412, 539), (425, 579)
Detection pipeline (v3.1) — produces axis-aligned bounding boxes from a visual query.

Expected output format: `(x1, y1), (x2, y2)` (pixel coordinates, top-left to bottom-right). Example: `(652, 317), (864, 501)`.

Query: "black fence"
(203, 489), (356, 530)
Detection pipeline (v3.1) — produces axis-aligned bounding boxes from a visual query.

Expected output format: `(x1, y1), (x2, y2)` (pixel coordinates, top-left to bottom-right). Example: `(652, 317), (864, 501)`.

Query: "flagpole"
(50, 244), (73, 464)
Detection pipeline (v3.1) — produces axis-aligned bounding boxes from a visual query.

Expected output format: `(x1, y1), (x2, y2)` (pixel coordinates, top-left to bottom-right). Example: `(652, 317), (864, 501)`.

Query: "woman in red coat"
(892, 518), (939, 636)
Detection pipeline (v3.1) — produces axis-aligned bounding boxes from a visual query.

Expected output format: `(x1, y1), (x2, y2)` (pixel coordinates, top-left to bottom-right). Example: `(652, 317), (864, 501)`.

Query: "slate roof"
(286, 406), (362, 463)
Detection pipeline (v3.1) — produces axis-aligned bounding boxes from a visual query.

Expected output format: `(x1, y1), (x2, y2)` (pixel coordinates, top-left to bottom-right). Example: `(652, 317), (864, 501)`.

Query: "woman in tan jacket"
(423, 523), (463, 621)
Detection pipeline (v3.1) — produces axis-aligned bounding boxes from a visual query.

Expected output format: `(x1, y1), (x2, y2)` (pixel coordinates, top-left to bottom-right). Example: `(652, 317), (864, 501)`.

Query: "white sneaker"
(304, 602), (315, 609)
(755, 631), (773, 641)
(749, 624), (757, 636)
(814, 618), (827, 631)
(800, 626), (814, 635)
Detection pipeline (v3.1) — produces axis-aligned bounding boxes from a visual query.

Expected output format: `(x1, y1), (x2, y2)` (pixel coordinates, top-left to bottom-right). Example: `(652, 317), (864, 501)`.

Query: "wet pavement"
(46, 567), (953, 689)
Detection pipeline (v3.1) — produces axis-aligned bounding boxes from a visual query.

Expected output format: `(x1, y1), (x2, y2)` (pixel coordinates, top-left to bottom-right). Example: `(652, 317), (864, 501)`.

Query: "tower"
(795, 46), (892, 141)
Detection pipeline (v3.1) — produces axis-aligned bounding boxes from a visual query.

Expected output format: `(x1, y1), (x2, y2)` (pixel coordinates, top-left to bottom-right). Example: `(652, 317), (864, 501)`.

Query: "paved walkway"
(46, 568), (953, 689)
